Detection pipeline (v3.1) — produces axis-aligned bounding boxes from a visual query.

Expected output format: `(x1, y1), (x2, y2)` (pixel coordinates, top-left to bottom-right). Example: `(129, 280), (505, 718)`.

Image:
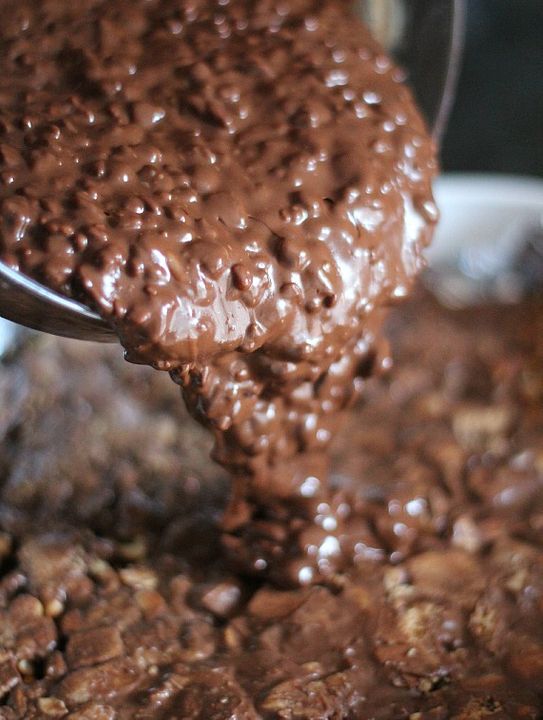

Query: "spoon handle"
(0, 262), (116, 343)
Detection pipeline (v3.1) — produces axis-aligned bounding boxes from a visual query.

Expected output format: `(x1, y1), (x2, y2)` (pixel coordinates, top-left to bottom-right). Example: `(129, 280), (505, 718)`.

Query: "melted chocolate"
(0, 0), (437, 582)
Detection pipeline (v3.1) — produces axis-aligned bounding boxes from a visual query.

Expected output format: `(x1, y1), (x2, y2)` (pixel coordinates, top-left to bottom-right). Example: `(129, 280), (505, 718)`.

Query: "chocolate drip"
(0, 0), (437, 582)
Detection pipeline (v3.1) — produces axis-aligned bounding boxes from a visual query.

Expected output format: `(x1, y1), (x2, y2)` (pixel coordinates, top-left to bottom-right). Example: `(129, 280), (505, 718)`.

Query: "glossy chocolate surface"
(0, 0), (437, 583)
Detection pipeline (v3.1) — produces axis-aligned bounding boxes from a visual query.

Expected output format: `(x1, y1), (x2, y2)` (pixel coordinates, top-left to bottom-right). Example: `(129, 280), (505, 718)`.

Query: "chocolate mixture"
(0, 0), (437, 583)
(1, 291), (543, 718)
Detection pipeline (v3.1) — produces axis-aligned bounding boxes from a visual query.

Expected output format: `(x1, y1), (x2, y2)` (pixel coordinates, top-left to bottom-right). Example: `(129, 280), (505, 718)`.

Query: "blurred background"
(442, 0), (543, 177)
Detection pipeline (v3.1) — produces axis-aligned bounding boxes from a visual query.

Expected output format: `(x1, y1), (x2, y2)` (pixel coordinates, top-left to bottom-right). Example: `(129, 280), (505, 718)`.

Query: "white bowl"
(428, 173), (543, 268)
(425, 173), (543, 307)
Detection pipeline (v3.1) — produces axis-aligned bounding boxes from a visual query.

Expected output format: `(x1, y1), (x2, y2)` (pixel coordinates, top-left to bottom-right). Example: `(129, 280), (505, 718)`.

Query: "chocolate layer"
(1, 290), (542, 718)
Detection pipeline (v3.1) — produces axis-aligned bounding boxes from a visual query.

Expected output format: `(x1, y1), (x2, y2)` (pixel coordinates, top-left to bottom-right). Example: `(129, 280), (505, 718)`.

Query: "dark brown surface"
(0, 0), (437, 583)
(1, 289), (543, 718)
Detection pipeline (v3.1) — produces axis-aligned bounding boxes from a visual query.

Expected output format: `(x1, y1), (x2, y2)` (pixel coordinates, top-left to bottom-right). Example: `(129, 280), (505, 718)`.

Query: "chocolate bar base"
(1, 288), (543, 718)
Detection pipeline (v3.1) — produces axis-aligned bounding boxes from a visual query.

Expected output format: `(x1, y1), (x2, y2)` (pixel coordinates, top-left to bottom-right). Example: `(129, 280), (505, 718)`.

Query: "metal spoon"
(0, 262), (115, 341)
(0, 0), (465, 344)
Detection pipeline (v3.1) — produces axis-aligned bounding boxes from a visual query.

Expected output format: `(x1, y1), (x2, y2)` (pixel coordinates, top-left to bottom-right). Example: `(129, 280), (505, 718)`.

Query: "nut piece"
(38, 697), (69, 717)
(259, 672), (361, 720)
(452, 515), (483, 554)
(119, 566), (157, 591)
(66, 626), (125, 669)
(18, 535), (86, 592)
(58, 659), (139, 705)
(45, 599), (65, 618)
(198, 581), (241, 618)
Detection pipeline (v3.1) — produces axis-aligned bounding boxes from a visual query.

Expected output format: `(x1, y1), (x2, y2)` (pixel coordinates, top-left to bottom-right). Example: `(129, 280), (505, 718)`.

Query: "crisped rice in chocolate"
(0, 0), (437, 583)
